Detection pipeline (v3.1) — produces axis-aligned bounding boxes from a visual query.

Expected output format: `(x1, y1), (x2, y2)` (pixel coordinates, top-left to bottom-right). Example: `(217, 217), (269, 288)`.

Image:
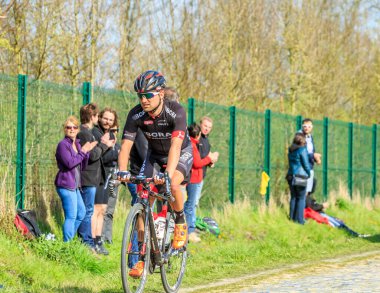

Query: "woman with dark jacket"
(55, 116), (97, 242)
(287, 133), (311, 224)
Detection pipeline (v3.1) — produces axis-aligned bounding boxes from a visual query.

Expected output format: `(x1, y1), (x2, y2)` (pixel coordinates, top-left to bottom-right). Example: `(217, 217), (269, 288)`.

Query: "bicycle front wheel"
(121, 203), (151, 293)
(160, 211), (187, 293)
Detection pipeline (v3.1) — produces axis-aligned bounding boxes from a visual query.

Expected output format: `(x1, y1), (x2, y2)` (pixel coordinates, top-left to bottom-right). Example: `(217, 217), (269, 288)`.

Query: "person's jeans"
(194, 180), (204, 207)
(185, 182), (203, 233)
(56, 187), (86, 242)
(306, 169), (314, 193)
(320, 213), (359, 236)
(288, 180), (306, 224)
(128, 183), (138, 206)
(77, 186), (96, 247)
(128, 231), (139, 269)
(127, 183), (139, 267)
(102, 185), (118, 243)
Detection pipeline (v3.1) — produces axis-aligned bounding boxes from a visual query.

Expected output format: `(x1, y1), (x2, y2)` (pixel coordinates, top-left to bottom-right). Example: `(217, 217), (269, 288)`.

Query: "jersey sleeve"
(171, 104), (187, 140)
(122, 107), (141, 141)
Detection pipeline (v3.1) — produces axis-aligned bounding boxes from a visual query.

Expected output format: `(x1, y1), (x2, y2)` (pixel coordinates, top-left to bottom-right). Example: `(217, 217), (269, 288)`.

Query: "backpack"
(14, 209), (42, 238)
(195, 217), (220, 237)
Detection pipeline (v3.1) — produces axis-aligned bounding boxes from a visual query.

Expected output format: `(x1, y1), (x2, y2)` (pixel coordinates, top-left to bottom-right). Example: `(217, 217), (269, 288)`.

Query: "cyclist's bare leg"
(170, 170), (188, 249)
(137, 214), (145, 241)
(170, 170), (185, 212)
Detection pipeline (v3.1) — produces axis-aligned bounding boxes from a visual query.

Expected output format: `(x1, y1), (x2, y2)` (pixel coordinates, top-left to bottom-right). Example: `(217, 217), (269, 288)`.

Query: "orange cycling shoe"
(128, 261), (144, 278)
(172, 223), (188, 249)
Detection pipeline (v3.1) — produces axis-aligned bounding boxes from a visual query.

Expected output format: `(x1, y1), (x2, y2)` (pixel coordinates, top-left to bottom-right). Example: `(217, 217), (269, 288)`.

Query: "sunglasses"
(137, 92), (160, 100)
(110, 128), (119, 133)
(65, 126), (79, 130)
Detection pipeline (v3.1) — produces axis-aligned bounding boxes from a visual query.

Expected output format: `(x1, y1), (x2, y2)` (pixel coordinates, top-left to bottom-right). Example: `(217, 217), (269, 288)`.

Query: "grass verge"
(0, 193), (379, 292)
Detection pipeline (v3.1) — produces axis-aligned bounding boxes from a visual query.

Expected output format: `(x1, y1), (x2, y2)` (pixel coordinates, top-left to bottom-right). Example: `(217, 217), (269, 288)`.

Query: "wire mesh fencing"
(1, 74), (378, 216)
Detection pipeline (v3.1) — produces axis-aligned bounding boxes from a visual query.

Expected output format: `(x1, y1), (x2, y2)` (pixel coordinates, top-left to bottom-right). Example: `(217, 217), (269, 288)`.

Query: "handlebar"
(105, 170), (174, 202)
(128, 175), (154, 185)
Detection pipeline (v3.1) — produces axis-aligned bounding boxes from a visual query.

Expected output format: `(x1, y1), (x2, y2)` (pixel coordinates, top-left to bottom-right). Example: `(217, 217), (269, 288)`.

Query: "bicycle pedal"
(168, 246), (185, 257)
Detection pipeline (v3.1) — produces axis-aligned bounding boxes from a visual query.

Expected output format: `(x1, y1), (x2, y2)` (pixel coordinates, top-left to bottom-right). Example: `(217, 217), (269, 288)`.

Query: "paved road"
(181, 250), (380, 293)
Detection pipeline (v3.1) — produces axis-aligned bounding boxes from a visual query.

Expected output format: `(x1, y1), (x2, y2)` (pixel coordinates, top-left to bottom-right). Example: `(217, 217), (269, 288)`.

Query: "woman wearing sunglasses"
(54, 116), (98, 242)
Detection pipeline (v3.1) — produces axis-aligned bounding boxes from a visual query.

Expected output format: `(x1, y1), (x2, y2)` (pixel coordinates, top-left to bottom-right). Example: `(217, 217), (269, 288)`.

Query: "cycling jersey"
(122, 100), (191, 155)
(122, 100), (193, 181)
(139, 144), (193, 184)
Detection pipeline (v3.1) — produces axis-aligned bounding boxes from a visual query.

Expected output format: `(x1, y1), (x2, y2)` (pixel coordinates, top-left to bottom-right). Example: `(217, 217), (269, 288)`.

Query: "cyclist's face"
(139, 90), (164, 112)
(200, 120), (213, 135)
(100, 111), (115, 131)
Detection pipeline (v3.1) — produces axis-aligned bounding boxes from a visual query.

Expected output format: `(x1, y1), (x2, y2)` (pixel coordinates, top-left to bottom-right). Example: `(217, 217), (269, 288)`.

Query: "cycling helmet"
(134, 70), (166, 93)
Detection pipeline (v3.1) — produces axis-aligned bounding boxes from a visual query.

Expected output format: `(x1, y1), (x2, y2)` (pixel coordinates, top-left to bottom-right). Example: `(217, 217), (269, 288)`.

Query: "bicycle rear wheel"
(160, 211), (187, 293)
(121, 203), (151, 293)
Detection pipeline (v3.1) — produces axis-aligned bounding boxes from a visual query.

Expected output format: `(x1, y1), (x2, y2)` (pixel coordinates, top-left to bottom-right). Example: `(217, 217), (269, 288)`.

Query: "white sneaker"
(188, 232), (201, 243)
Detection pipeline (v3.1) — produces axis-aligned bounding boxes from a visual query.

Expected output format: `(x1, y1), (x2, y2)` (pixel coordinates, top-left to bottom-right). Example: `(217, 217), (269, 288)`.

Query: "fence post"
(372, 124), (377, 198)
(16, 74), (27, 209)
(264, 109), (271, 205)
(83, 82), (91, 104)
(188, 97), (195, 125)
(228, 106), (236, 203)
(296, 115), (303, 131)
(322, 117), (329, 200)
(348, 122), (353, 199)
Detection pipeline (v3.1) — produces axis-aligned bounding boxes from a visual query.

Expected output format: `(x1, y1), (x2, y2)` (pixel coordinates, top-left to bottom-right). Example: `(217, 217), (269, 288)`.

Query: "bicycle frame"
(120, 172), (188, 293)
(130, 174), (175, 267)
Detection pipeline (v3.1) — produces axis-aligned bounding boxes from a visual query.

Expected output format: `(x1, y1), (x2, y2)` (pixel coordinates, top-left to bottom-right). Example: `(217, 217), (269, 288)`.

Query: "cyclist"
(118, 70), (193, 278)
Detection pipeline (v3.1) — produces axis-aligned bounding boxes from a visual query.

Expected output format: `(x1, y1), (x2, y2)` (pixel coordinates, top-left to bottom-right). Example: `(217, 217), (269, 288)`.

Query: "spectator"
(92, 108), (118, 251)
(286, 133), (311, 224)
(162, 87), (185, 208)
(102, 123), (121, 245)
(129, 128), (148, 203)
(77, 103), (113, 254)
(196, 116), (219, 207)
(126, 128), (148, 269)
(299, 118), (321, 194)
(54, 116), (97, 242)
(185, 123), (218, 243)
(164, 87), (180, 103)
(304, 186), (369, 237)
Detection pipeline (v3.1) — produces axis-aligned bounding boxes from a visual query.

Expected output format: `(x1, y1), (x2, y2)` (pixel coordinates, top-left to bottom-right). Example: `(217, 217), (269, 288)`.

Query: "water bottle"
(154, 205), (168, 248)
(155, 217), (166, 247)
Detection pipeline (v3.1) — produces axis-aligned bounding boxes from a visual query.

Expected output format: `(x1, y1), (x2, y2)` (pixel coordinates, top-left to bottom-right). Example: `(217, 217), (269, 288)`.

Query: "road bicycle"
(118, 172), (187, 293)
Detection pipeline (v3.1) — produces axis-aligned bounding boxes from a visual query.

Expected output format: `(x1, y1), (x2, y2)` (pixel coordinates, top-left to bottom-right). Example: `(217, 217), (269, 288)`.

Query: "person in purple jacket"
(55, 116), (97, 242)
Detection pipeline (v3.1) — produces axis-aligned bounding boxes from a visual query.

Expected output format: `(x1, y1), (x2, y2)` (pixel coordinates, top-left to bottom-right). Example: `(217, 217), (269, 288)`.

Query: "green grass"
(0, 195), (380, 292)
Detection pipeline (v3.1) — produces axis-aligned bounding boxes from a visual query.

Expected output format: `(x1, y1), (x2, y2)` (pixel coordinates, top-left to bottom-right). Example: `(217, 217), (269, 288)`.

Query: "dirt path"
(180, 250), (380, 293)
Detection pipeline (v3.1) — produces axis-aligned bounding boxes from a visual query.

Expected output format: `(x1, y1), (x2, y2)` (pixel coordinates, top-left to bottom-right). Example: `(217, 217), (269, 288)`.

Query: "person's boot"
(188, 232), (201, 243)
(94, 236), (109, 255)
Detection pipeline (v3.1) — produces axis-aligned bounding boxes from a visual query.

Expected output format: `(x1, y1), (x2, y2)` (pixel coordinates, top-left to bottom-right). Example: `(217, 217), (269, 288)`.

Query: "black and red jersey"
(122, 100), (191, 156)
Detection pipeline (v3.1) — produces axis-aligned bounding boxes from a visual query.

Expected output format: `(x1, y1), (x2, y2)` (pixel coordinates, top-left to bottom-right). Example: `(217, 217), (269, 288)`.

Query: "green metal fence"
(1, 74), (378, 214)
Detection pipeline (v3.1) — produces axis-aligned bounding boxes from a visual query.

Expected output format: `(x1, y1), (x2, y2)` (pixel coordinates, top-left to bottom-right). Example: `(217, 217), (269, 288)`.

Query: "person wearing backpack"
(55, 116), (97, 242)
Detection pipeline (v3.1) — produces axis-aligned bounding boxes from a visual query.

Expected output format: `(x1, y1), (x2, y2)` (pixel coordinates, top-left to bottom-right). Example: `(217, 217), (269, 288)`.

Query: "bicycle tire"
(121, 203), (151, 293)
(160, 211), (187, 293)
